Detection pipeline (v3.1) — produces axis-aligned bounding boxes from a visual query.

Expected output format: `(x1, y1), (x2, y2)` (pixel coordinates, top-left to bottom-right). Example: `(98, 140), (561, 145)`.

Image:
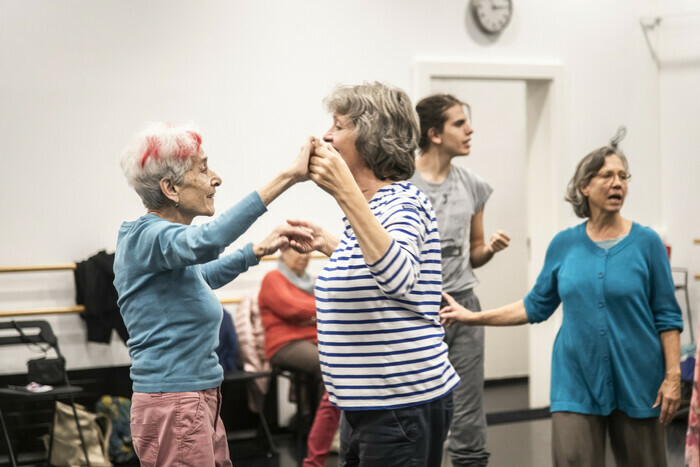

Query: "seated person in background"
(258, 248), (340, 467)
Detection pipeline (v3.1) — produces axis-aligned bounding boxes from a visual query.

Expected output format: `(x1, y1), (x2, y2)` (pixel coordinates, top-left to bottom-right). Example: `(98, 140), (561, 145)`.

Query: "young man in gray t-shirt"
(410, 94), (510, 467)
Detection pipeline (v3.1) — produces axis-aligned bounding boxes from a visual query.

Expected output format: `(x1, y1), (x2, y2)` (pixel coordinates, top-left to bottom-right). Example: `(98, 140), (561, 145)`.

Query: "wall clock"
(470, 0), (513, 34)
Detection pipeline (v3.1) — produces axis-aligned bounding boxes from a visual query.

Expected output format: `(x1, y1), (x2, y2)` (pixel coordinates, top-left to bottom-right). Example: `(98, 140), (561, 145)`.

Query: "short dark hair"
(415, 94), (467, 152)
(324, 82), (419, 181)
(564, 146), (630, 218)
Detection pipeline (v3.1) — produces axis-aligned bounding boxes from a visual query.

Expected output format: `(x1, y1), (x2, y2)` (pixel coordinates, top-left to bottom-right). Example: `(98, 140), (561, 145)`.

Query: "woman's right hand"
(286, 219), (339, 257)
(308, 139), (357, 200)
(288, 135), (315, 183)
(440, 291), (477, 327)
(256, 136), (314, 206)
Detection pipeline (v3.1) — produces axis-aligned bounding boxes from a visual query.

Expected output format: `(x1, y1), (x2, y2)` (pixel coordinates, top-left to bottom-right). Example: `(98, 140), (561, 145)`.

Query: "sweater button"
(598, 301), (604, 308)
(598, 272), (604, 279)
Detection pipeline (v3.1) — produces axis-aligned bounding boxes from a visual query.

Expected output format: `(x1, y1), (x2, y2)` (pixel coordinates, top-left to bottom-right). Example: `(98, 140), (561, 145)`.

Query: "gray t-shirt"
(410, 165), (493, 293)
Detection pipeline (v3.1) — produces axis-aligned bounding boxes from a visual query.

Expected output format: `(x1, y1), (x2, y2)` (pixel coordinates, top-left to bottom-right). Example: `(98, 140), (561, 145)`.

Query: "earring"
(175, 201), (180, 208)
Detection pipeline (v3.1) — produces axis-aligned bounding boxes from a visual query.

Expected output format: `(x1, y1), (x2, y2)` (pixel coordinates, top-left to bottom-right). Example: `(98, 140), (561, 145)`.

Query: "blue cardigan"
(114, 192), (266, 393)
(524, 222), (683, 418)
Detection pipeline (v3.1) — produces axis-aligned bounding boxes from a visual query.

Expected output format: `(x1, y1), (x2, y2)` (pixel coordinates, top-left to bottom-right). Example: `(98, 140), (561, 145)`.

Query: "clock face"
(471, 0), (512, 34)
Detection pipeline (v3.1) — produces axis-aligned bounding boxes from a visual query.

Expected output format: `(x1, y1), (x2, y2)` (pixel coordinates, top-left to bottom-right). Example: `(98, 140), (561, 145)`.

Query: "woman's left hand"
(653, 374), (681, 425)
(253, 224), (314, 259)
(286, 218), (339, 257)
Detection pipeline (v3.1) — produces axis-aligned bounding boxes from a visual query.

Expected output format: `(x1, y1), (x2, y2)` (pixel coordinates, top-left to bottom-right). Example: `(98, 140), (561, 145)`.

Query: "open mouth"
(608, 194), (622, 201)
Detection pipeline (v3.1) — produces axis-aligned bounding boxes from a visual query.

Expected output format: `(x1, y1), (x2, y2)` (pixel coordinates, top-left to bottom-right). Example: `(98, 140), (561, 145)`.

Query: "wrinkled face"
(580, 154), (629, 215)
(435, 104), (473, 157)
(323, 114), (365, 174)
(177, 150), (222, 219)
(281, 248), (310, 276)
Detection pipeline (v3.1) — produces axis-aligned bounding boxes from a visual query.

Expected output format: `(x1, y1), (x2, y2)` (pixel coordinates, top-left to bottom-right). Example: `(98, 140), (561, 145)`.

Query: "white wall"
(658, 0), (700, 345)
(2, 0), (695, 408)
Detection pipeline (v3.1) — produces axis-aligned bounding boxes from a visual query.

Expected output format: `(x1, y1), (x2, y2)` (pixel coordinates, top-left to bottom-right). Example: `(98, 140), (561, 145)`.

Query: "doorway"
(414, 61), (568, 408)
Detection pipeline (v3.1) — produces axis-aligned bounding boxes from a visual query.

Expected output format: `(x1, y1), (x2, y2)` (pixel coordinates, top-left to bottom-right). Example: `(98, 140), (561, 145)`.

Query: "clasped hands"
(256, 136), (352, 259)
(291, 135), (356, 199)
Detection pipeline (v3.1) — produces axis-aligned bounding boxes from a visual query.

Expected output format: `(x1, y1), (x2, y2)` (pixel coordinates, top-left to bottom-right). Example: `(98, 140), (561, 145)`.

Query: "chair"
(222, 370), (277, 457)
(0, 320), (90, 467)
(672, 267), (694, 343)
(272, 364), (319, 467)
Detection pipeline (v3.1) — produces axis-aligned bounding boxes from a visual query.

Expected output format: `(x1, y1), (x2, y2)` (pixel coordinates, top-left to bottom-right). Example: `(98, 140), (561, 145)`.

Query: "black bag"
(11, 321), (67, 386)
(27, 356), (66, 385)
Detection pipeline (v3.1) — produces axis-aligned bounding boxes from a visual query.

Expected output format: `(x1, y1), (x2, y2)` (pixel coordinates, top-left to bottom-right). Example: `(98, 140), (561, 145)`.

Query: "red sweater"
(258, 270), (318, 360)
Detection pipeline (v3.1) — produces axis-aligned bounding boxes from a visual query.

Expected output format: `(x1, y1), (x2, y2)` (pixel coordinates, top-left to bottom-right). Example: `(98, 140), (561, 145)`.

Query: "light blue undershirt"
(595, 234), (627, 250)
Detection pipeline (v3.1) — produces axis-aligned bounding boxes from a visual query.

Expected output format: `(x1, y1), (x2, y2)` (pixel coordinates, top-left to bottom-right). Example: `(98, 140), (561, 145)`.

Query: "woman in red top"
(259, 248), (318, 363)
(258, 248), (340, 467)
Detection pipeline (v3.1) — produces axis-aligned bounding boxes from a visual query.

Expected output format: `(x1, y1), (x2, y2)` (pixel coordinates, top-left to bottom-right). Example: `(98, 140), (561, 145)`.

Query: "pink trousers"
(130, 387), (232, 467)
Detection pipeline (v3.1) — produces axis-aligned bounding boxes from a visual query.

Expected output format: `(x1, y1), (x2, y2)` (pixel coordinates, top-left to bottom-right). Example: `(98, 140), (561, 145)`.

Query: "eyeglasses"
(594, 170), (631, 182)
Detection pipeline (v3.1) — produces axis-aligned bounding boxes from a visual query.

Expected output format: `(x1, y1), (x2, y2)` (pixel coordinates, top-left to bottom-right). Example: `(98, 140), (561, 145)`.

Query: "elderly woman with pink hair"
(114, 122), (312, 466)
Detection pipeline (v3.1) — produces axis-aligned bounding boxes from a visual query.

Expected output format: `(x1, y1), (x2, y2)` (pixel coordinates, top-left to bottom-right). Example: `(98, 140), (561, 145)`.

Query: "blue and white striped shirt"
(316, 182), (459, 410)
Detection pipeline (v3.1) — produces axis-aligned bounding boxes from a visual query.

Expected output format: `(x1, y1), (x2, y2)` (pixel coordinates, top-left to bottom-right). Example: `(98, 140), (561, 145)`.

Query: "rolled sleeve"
(649, 237), (683, 332)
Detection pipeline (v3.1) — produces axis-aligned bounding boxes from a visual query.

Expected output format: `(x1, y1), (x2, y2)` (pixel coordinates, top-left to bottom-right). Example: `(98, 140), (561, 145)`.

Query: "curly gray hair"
(323, 82), (419, 181)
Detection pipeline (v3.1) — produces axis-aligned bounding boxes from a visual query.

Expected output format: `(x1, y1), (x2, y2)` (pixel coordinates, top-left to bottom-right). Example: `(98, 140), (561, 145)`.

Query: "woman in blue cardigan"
(440, 146), (683, 467)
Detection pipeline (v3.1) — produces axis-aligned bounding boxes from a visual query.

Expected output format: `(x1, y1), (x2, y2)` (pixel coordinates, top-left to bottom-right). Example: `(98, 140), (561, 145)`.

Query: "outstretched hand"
(288, 136), (315, 183)
(253, 224), (314, 259)
(439, 291), (477, 327)
(286, 219), (339, 257)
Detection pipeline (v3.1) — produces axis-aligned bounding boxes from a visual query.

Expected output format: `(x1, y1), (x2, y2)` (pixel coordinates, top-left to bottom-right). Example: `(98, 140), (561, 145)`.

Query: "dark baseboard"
(484, 375), (529, 387)
(486, 407), (551, 425)
(483, 376), (552, 425)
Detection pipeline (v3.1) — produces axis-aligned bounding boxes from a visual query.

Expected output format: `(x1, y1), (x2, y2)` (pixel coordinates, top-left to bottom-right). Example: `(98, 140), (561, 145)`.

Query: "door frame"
(413, 61), (569, 408)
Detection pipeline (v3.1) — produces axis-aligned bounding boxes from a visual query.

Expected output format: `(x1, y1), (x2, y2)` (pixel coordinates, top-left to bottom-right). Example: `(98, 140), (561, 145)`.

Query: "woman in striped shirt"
(289, 82), (459, 466)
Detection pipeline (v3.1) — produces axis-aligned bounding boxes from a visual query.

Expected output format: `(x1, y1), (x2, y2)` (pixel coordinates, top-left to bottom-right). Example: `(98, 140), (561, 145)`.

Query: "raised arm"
(469, 209), (510, 269)
(307, 143), (427, 298)
(307, 142), (393, 264)
(257, 136), (313, 206)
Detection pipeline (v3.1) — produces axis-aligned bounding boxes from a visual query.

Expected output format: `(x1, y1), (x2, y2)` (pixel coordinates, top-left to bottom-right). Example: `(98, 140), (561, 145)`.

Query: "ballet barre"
(0, 253), (325, 318)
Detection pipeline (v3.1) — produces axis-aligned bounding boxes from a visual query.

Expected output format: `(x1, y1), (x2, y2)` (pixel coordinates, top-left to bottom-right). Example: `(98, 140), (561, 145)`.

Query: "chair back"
(0, 320), (63, 358)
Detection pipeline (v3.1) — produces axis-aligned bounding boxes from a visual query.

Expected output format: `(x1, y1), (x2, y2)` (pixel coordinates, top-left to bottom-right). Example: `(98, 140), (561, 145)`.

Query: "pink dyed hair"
(120, 122), (203, 210)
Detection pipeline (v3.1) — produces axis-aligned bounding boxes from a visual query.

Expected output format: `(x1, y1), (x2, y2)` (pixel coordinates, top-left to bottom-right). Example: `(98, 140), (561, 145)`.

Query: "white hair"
(120, 122), (202, 210)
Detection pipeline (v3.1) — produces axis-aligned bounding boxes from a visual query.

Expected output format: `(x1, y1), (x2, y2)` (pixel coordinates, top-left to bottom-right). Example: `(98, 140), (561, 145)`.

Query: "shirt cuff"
(242, 242), (259, 267)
